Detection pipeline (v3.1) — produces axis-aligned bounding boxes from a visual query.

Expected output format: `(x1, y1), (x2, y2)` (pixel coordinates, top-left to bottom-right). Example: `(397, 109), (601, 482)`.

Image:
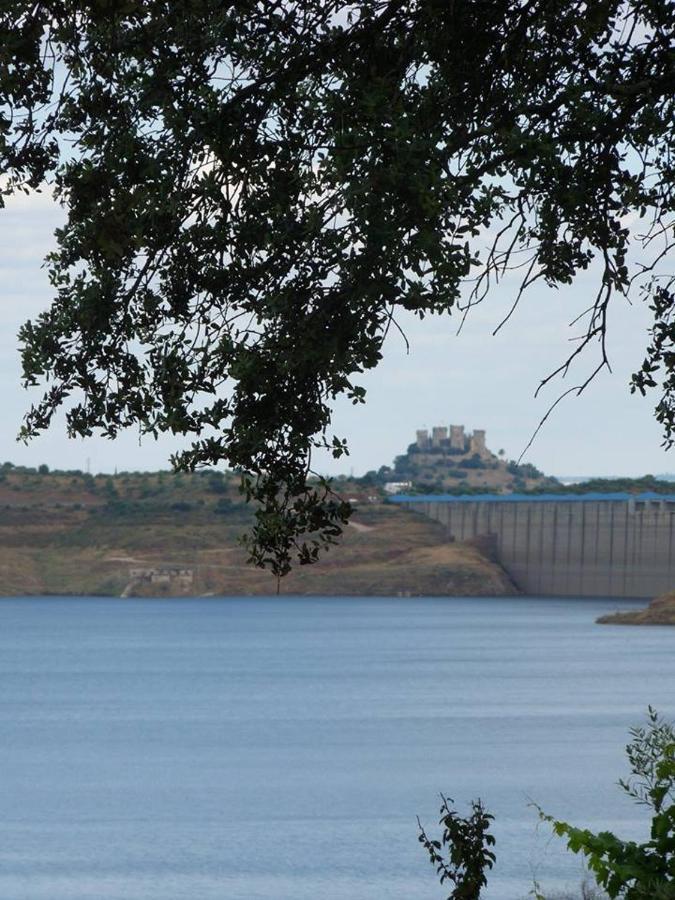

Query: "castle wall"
(415, 425), (487, 455)
(392, 495), (675, 598)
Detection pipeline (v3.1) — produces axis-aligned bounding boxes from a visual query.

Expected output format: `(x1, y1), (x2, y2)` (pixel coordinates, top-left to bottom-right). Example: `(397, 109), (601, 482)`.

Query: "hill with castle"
(0, 435), (673, 599)
(363, 423), (560, 494)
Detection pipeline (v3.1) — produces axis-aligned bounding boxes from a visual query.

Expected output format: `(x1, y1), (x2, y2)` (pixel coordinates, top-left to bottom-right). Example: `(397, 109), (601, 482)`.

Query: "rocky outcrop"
(597, 591), (675, 625)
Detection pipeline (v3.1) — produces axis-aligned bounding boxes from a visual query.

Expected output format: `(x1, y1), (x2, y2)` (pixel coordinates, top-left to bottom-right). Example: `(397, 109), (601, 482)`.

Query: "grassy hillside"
(0, 464), (517, 597)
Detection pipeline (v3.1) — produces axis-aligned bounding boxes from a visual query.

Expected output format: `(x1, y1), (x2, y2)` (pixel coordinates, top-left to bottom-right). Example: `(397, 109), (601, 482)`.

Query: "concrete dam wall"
(391, 493), (675, 598)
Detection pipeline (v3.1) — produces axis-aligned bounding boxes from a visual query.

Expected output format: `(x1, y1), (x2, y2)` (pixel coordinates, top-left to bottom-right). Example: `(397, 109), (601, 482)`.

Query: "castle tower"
(431, 426), (448, 448)
(470, 429), (487, 455)
(416, 429), (429, 450)
(449, 424), (465, 450)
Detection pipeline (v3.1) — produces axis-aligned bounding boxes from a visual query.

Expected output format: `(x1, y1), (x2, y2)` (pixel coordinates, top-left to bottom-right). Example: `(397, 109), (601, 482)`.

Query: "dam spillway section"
(390, 492), (675, 598)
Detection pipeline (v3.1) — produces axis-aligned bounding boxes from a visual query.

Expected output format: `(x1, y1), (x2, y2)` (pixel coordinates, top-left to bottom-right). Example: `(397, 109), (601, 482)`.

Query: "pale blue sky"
(1, 186), (672, 478)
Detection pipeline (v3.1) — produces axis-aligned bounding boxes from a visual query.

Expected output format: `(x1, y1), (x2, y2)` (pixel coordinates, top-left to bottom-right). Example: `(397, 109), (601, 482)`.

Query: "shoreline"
(597, 591), (675, 626)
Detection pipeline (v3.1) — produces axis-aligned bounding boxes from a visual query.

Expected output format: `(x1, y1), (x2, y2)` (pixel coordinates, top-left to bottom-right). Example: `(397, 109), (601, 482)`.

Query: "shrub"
(420, 711), (674, 900)
(207, 472), (228, 494)
(104, 478), (118, 498)
(458, 455), (486, 469)
(418, 794), (496, 899)
(537, 708), (675, 899)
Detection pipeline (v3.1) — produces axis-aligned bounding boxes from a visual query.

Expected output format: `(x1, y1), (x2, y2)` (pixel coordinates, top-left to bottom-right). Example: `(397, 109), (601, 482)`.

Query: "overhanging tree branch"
(1, 0), (674, 573)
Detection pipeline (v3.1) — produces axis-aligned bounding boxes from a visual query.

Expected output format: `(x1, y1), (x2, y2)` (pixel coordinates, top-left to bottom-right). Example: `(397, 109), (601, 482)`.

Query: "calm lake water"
(0, 595), (673, 900)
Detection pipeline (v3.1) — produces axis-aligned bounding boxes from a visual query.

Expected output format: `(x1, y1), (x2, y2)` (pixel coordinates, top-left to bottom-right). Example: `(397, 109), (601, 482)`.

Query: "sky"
(1, 186), (673, 479)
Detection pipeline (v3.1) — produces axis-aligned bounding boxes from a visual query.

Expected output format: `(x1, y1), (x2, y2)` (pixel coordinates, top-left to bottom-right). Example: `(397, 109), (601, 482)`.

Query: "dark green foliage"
(360, 464), (396, 486)
(418, 795), (496, 899)
(539, 708), (675, 899)
(458, 455), (485, 470)
(95, 500), (142, 518)
(507, 461), (544, 479)
(214, 497), (233, 516)
(632, 284), (675, 447)
(525, 476), (675, 495)
(393, 454), (414, 477)
(207, 472), (227, 494)
(2, 2), (674, 573)
(104, 477), (117, 499)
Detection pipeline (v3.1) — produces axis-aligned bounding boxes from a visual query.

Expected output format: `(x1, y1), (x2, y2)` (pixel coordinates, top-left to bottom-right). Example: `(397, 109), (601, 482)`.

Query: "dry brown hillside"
(597, 591), (675, 626)
(0, 464), (517, 597)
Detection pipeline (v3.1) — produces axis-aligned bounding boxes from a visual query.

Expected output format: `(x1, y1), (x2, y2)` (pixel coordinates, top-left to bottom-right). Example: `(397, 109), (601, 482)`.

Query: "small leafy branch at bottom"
(417, 794), (496, 900)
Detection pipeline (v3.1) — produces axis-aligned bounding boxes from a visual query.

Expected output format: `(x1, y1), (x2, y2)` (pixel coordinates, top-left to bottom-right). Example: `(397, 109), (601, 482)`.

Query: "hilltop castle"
(415, 424), (490, 458)
(385, 423), (552, 494)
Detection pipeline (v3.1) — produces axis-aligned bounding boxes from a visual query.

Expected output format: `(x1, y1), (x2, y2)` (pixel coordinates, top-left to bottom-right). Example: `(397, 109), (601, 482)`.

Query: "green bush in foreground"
(421, 709), (675, 899)
(537, 708), (675, 900)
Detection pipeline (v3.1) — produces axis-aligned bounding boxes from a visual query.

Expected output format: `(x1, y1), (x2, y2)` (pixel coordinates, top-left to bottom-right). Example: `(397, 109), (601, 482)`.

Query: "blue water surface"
(0, 595), (673, 900)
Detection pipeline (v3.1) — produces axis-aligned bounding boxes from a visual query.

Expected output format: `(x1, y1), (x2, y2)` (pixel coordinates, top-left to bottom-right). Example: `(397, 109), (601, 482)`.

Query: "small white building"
(383, 481), (412, 494)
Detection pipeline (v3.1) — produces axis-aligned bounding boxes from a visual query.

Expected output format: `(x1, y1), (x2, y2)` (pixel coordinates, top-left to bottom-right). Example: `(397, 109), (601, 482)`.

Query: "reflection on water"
(0, 595), (672, 899)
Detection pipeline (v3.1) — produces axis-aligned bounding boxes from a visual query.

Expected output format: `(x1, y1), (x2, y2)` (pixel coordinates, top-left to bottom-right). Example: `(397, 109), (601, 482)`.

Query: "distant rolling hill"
(0, 464), (516, 598)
